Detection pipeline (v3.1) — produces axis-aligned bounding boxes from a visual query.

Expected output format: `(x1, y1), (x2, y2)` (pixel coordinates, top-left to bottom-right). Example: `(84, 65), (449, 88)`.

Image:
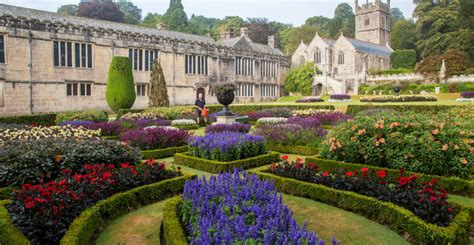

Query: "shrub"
(0, 138), (141, 187)
(329, 94), (351, 100)
(204, 123), (251, 134)
(120, 127), (191, 150)
(188, 132), (266, 162)
(256, 117), (287, 125)
(320, 113), (473, 178)
(0, 126), (100, 145)
(270, 158), (454, 226)
(296, 97), (324, 103)
(148, 60), (170, 107)
(55, 110), (108, 125)
(284, 62), (319, 96)
(255, 124), (326, 148)
(460, 91), (474, 98)
(390, 50), (417, 69)
(8, 161), (180, 244)
(106, 56), (136, 112)
(416, 49), (471, 79)
(360, 95), (437, 103)
(0, 113), (56, 126)
(181, 170), (327, 243)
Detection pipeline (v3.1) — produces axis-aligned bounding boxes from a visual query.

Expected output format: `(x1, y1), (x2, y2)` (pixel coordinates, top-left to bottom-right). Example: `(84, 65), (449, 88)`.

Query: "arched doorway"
(314, 83), (323, 96)
(196, 87), (205, 100)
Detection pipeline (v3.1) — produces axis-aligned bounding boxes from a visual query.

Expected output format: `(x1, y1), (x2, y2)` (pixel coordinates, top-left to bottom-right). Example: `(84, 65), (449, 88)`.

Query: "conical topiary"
(105, 56), (136, 112)
(149, 60), (170, 107)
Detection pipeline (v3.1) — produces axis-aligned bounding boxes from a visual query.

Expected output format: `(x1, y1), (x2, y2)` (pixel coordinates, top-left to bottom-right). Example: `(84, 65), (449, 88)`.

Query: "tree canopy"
(162, 0), (189, 32)
(76, 2), (125, 23)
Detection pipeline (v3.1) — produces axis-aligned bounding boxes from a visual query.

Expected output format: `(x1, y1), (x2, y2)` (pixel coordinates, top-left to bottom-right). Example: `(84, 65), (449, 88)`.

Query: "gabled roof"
(346, 38), (392, 57)
(0, 3), (215, 44)
(322, 37), (335, 46)
(218, 36), (284, 56)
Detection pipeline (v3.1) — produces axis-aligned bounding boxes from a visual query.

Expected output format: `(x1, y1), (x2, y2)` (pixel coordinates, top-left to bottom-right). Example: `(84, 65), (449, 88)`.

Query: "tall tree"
(329, 3), (355, 38)
(76, 2), (125, 23)
(57, 4), (77, 16)
(305, 16), (332, 36)
(149, 61), (170, 107)
(212, 16), (245, 39)
(279, 25), (319, 55)
(390, 8), (405, 27)
(117, 0), (142, 25)
(189, 15), (220, 36)
(141, 13), (163, 28)
(246, 18), (279, 45)
(391, 19), (416, 50)
(162, 0), (188, 32)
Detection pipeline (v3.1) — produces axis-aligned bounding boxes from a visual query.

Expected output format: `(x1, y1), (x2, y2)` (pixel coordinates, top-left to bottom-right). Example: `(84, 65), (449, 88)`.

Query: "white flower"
(256, 117), (288, 125)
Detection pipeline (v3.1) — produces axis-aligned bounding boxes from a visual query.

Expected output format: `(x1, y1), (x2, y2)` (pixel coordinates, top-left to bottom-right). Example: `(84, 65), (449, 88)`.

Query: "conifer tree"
(149, 60), (170, 107)
(162, 0), (188, 32)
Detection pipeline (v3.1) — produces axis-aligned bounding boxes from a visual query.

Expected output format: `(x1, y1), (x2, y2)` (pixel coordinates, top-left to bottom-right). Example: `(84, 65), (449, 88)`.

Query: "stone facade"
(0, 4), (289, 116)
(291, 0), (393, 95)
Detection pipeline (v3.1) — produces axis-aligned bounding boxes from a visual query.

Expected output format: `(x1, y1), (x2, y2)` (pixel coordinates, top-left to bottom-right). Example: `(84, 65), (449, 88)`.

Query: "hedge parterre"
(181, 170), (337, 244)
(270, 157), (454, 226)
(8, 160), (181, 244)
(188, 132), (266, 162)
(120, 127), (191, 151)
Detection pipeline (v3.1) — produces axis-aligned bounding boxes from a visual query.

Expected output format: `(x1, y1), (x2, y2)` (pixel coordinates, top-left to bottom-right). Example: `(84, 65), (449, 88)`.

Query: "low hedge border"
(267, 143), (320, 156)
(0, 200), (30, 245)
(101, 135), (120, 141)
(206, 104), (336, 114)
(0, 187), (14, 200)
(0, 113), (56, 126)
(306, 157), (474, 197)
(60, 173), (196, 245)
(141, 146), (189, 160)
(346, 105), (471, 116)
(173, 125), (200, 130)
(162, 196), (188, 245)
(248, 166), (474, 245)
(173, 152), (280, 173)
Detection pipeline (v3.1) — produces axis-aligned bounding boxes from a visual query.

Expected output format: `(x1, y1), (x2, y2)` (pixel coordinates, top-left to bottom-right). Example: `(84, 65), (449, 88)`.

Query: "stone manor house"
(291, 0), (393, 95)
(0, 4), (288, 116)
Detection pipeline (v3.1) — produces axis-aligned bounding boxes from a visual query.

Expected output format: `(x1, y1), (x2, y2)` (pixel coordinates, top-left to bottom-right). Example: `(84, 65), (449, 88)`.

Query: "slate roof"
(0, 3), (215, 44)
(218, 36), (284, 56)
(346, 38), (393, 57)
(321, 37), (335, 46)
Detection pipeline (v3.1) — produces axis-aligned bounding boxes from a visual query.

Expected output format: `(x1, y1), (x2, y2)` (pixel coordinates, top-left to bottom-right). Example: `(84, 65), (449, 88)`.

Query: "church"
(0, 4), (288, 116)
(291, 0), (393, 95)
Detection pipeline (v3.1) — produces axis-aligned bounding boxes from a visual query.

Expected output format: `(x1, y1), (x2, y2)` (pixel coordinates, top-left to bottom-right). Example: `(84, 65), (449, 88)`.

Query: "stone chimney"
(240, 27), (249, 37)
(268, 35), (277, 49)
(220, 31), (232, 40)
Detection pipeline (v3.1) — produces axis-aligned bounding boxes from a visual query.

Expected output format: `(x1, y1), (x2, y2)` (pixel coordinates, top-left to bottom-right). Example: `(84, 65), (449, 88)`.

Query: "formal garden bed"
(360, 95), (438, 103)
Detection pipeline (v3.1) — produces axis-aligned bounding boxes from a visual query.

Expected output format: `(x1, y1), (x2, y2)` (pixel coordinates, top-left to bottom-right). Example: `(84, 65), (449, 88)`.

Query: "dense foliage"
(181, 170), (329, 244)
(8, 161), (180, 244)
(390, 50), (417, 69)
(416, 49), (471, 79)
(120, 127), (191, 150)
(149, 60), (170, 107)
(55, 110), (108, 125)
(188, 132), (266, 161)
(320, 113), (473, 178)
(76, 1), (125, 22)
(204, 123), (251, 134)
(106, 57), (136, 113)
(284, 62), (318, 96)
(0, 138), (140, 187)
(270, 158), (454, 226)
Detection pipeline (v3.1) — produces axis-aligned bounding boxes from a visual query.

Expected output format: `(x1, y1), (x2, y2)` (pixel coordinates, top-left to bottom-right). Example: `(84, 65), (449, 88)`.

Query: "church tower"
(355, 0), (391, 46)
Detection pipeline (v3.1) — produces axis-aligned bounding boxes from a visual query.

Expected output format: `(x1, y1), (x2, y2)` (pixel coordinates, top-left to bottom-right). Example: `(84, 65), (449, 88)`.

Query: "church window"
(54, 41), (92, 68)
(136, 84), (148, 97)
(236, 57), (255, 76)
(314, 48), (322, 64)
(338, 52), (345, 65)
(66, 81), (92, 97)
(299, 56), (305, 66)
(0, 36), (5, 64)
(129, 48), (158, 72)
(185, 54), (208, 76)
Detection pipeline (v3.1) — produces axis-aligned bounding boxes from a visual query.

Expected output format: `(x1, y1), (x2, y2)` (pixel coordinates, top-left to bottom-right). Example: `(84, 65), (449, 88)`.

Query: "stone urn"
(392, 83), (401, 96)
(214, 84), (235, 116)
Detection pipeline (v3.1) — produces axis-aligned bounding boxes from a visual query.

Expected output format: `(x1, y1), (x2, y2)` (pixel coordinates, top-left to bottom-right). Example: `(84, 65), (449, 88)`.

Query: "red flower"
(361, 168), (369, 172)
(73, 174), (83, 182)
(102, 172), (113, 181)
(121, 162), (130, 169)
(429, 178), (438, 186)
(22, 183), (33, 190)
(108, 164), (115, 170)
(281, 155), (289, 161)
(84, 164), (93, 170)
(158, 163), (166, 170)
(345, 171), (354, 177)
(448, 207), (454, 212)
(35, 198), (47, 204)
(322, 171), (330, 177)
(307, 163), (317, 169)
(25, 201), (35, 209)
(271, 163), (276, 172)
(376, 170), (386, 178)
(418, 197), (424, 203)
(295, 162), (302, 169)
(429, 196), (437, 202)
(399, 168), (405, 174)
(61, 169), (72, 174)
(58, 180), (67, 187)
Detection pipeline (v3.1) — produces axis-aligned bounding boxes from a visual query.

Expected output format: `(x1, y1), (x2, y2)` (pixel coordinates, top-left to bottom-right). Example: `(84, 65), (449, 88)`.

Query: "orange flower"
(431, 129), (439, 135)
(357, 129), (366, 135)
(389, 122), (401, 128)
(460, 158), (468, 165)
(442, 144), (449, 151)
(54, 154), (63, 162)
(438, 123), (445, 129)
(454, 145), (460, 150)
(379, 138), (385, 144)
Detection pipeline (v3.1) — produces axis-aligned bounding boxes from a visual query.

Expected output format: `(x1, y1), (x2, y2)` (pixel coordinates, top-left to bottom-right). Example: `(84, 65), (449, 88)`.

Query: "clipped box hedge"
(306, 157), (474, 197)
(266, 143), (320, 156)
(163, 196), (188, 245)
(0, 113), (56, 126)
(346, 105), (470, 116)
(101, 135), (120, 141)
(248, 166), (473, 245)
(0, 174), (196, 245)
(173, 152), (280, 173)
(206, 104), (335, 114)
(0, 187), (14, 200)
(141, 146), (189, 160)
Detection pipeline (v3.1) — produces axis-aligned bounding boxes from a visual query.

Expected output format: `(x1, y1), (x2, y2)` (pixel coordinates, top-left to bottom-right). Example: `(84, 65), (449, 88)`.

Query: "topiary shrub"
(106, 56), (136, 112)
(149, 60), (170, 107)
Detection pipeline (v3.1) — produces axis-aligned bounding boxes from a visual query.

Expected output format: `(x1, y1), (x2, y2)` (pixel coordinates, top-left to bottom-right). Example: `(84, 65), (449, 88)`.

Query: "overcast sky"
(0, 0), (415, 26)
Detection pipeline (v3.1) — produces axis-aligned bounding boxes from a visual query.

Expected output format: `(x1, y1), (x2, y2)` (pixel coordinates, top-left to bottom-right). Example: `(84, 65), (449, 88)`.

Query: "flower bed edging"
(60, 174), (196, 245)
(248, 166), (473, 245)
(173, 152), (280, 173)
(306, 157), (474, 197)
(266, 143), (320, 156)
(0, 200), (30, 245)
(141, 146), (189, 160)
(102, 135), (120, 141)
(162, 196), (188, 245)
